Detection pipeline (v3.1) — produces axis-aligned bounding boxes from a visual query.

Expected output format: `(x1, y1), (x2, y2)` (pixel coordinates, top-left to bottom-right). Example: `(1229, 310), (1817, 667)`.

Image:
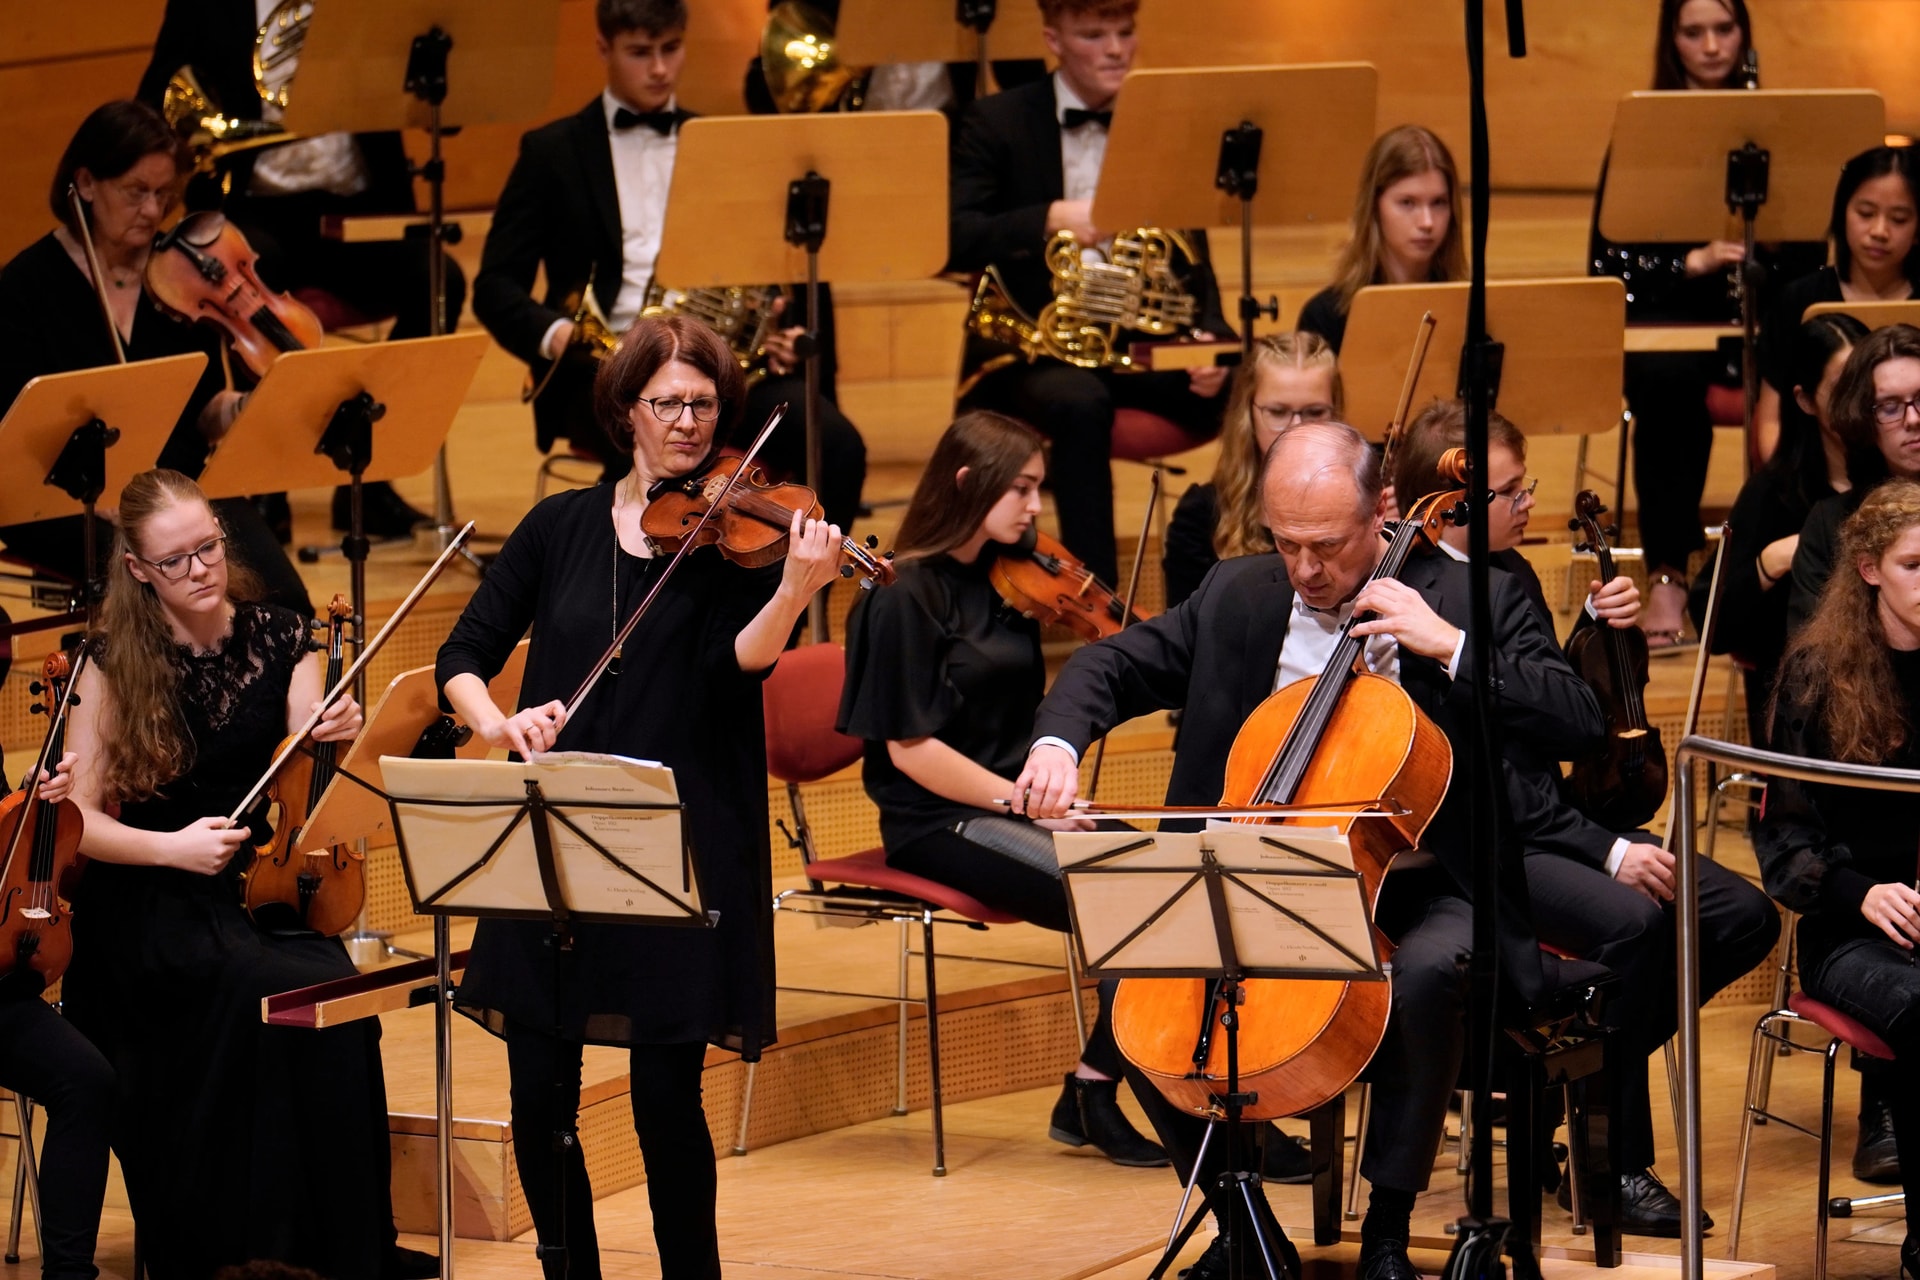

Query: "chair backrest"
(763, 642), (864, 785)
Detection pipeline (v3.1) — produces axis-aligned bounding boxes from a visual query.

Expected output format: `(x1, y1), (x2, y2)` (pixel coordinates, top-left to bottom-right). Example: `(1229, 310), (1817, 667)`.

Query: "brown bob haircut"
(592, 314), (748, 457)
(1390, 398), (1527, 509)
(1036, 0), (1139, 23)
(50, 100), (185, 236)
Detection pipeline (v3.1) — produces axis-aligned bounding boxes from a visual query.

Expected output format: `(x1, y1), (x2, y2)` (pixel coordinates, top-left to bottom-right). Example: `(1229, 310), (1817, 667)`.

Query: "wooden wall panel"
(0, 53), (154, 262)
(0, 2), (162, 65)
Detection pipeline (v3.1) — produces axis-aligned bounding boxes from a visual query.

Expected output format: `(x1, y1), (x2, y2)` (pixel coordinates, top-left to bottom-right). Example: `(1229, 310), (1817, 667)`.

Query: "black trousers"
(1799, 927), (1920, 1237)
(1526, 850), (1779, 1170)
(1625, 351), (1718, 575)
(962, 362), (1227, 585)
(505, 1030), (718, 1280)
(0, 993), (113, 1280)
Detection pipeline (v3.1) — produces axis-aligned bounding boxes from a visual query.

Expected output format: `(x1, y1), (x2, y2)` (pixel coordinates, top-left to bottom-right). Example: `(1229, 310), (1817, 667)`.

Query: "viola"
(144, 210), (324, 379)
(1563, 491), (1668, 831)
(990, 526), (1150, 643)
(242, 595), (364, 936)
(0, 647), (90, 987)
(1112, 455), (1469, 1122)
(641, 454), (896, 585)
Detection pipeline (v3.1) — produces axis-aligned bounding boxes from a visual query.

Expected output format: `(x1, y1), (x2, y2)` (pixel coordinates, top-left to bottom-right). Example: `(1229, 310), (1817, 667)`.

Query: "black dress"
(1161, 482), (1231, 610)
(1295, 285), (1347, 354)
(435, 483), (783, 1056)
(62, 603), (395, 1280)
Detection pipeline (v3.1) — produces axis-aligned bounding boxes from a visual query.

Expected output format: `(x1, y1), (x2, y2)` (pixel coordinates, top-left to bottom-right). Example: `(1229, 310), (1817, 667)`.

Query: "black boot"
(1854, 1094), (1902, 1183)
(1048, 1073), (1170, 1167)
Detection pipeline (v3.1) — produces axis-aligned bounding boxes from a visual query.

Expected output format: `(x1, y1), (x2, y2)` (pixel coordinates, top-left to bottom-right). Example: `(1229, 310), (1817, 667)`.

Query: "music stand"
(1598, 89), (1885, 450)
(382, 753), (701, 1280)
(0, 354), (206, 628)
(1802, 299), (1920, 331)
(279, 0), (562, 555)
(835, 0), (1050, 92)
(657, 111), (947, 642)
(1057, 824), (1385, 1280)
(1090, 65), (1378, 366)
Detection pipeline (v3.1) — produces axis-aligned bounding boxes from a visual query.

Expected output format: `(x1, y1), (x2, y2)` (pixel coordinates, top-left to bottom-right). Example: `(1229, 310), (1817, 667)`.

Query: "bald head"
(1260, 420), (1388, 609)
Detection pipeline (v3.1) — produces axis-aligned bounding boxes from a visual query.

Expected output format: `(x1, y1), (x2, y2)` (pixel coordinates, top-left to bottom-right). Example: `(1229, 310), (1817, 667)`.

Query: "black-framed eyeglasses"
(1872, 395), (1920, 427)
(139, 535), (227, 581)
(1253, 402), (1337, 428)
(1485, 476), (1539, 512)
(636, 395), (721, 424)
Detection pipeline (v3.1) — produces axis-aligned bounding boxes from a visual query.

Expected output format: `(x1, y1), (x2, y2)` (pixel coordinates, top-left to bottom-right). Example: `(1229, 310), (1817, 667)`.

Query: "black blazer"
(135, 0), (414, 212)
(948, 76), (1230, 335)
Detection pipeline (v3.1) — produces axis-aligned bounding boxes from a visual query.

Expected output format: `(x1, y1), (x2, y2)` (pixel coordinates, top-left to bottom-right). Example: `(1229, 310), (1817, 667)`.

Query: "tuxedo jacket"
(473, 99), (839, 432)
(948, 76), (1231, 336)
(136, 0), (414, 212)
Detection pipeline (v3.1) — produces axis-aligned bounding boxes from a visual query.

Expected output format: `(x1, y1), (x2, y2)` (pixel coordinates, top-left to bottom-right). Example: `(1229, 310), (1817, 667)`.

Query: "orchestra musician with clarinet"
(57, 468), (432, 1280)
(434, 315), (844, 1280)
(1015, 420), (1605, 1280)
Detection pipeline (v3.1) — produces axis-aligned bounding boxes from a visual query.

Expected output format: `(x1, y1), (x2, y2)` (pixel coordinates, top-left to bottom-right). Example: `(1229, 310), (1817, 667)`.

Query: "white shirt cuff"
(1583, 594), (1599, 621)
(1445, 630), (1465, 681)
(1605, 837), (1629, 878)
(1031, 736), (1081, 765)
(538, 318), (572, 362)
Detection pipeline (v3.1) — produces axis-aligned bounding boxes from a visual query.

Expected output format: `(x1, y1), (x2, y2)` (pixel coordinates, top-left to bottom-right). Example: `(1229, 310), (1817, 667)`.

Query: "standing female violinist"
(436, 315), (842, 1280)
(0, 101), (307, 617)
(1161, 331), (1342, 609)
(58, 468), (424, 1280)
(0, 751), (115, 1280)
(836, 410), (1167, 1168)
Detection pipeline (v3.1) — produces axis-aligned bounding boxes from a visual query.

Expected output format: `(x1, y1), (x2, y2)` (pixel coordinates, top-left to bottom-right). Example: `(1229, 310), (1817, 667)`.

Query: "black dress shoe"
(1179, 1220), (1304, 1280)
(1900, 1232), (1918, 1279)
(1560, 1167), (1712, 1238)
(1854, 1096), (1903, 1183)
(334, 481), (428, 538)
(384, 1244), (440, 1280)
(1356, 1236), (1421, 1280)
(1047, 1073), (1170, 1167)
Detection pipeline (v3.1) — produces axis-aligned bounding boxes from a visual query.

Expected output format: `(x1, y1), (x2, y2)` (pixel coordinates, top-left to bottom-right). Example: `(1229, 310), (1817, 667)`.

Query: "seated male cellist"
(1015, 420), (1604, 1280)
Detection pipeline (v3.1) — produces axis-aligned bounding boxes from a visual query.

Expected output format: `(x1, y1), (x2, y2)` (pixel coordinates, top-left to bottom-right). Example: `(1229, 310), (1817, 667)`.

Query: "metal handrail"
(1670, 734), (1920, 1280)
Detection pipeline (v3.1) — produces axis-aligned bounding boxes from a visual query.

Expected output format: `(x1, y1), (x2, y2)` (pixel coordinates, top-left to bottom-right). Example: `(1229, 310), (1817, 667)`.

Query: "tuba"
(962, 228), (1201, 393)
(642, 284), (781, 385)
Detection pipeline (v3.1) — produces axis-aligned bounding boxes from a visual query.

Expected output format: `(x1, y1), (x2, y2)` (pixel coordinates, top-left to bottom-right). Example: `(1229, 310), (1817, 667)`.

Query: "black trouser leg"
(627, 1042), (720, 1280)
(1624, 351), (1716, 575)
(505, 1027), (602, 1280)
(0, 996), (114, 1280)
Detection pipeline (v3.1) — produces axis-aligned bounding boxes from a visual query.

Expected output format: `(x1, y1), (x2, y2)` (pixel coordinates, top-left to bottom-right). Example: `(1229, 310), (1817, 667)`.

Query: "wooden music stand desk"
(836, 0), (1048, 66)
(1342, 279), (1627, 441)
(1803, 300), (1920, 332)
(0, 355), (206, 526)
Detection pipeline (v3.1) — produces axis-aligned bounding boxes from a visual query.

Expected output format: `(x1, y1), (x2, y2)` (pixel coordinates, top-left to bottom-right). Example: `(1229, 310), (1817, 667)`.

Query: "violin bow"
(561, 403), (789, 723)
(227, 523), (475, 825)
(1379, 310), (1437, 486)
(995, 797), (1411, 821)
(66, 184), (127, 366)
(1661, 519), (1732, 849)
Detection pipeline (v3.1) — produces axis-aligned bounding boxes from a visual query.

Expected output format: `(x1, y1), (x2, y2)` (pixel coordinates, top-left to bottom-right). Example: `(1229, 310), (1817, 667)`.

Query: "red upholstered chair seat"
(1705, 384), (1745, 429)
(1788, 991), (1896, 1061)
(800, 848), (1021, 925)
(290, 287), (385, 333)
(1112, 408), (1211, 461)
(762, 643), (862, 783)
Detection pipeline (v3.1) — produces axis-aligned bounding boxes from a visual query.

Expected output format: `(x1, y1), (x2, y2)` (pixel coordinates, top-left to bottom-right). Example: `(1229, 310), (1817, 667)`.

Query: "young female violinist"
(1161, 331), (1342, 609)
(1294, 125), (1465, 354)
(59, 468), (425, 1280)
(1755, 147), (1920, 459)
(836, 410), (1168, 1168)
(1759, 477), (1920, 1280)
(436, 314), (843, 1280)
(0, 100), (308, 618)
(0, 749), (114, 1280)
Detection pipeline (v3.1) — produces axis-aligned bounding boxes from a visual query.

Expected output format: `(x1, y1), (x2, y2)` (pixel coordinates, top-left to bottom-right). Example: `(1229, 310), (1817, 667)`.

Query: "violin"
(241, 596), (364, 936)
(1562, 492), (1668, 831)
(0, 647), (90, 987)
(990, 526), (1151, 643)
(641, 454), (896, 585)
(1112, 454), (1470, 1121)
(144, 210), (323, 379)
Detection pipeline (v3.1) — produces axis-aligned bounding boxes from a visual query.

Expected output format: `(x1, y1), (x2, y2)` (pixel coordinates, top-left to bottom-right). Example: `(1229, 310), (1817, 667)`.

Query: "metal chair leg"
(1816, 1039), (1839, 1280)
(1664, 1038), (1682, 1156)
(1457, 1090), (1473, 1174)
(732, 1060), (757, 1156)
(894, 917), (911, 1116)
(1564, 1084), (1587, 1236)
(1062, 933), (1089, 1054)
(6, 1095), (40, 1265)
(1344, 1083), (1370, 1220)
(1755, 924), (1797, 1119)
(922, 910), (946, 1177)
(1728, 1013), (1775, 1256)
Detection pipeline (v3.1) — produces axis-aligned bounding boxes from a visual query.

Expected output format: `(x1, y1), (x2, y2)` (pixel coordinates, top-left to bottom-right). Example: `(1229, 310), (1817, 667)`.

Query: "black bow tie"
(1062, 107), (1113, 130)
(613, 107), (680, 135)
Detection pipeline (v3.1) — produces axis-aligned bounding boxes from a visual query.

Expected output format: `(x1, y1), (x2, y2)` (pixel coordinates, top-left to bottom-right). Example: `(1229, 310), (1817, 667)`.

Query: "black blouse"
(435, 482), (784, 1055)
(1758, 647), (1920, 961)
(1787, 488), (1865, 636)
(838, 551), (1045, 850)
(1162, 482), (1221, 611)
(1691, 463), (1838, 674)
(1295, 286), (1347, 354)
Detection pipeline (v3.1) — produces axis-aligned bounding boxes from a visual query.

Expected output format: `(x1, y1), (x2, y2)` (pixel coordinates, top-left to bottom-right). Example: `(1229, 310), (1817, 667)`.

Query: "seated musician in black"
(473, 0), (867, 534)
(1393, 401), (1781, 1238)
(0, 100), (309, 618)
(1759, 478), (1920, 1280)
(1017, 420), (1604, 1280)
(137, 0), (467, 539)
(948, 0), (1232, 586)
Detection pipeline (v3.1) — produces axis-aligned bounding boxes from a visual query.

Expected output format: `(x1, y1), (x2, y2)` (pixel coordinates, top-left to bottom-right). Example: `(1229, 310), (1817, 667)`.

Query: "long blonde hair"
(1329, 125), (1466, 311)
(1773, 479), (1920, 763)
(96, 469), (260, 803)
(1211, 332), (1343, 559)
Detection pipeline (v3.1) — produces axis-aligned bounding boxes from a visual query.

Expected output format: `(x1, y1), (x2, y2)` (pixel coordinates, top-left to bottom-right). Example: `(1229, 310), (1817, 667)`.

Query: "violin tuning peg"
(28, 704), (43, 717)
(865, 534), (878, 549)
(839, 564), (854, 578)
(883, 550), (895, 561)
(27, 681), (42, 696)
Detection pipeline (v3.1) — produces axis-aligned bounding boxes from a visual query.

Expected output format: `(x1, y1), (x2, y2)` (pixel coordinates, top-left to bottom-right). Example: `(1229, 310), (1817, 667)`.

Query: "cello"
(1111, 457), (1469, 1121)
(0, 646), (90, 986)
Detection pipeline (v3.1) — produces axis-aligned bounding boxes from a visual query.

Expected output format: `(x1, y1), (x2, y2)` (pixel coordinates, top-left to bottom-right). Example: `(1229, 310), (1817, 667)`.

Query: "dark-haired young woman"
(437, 314), (842, 1280)
(1756, 146), (1920, 460)
(0, 99), (308, 617)
(836, 409), (1169, 1169)
(1760, 478), (1920, 1280)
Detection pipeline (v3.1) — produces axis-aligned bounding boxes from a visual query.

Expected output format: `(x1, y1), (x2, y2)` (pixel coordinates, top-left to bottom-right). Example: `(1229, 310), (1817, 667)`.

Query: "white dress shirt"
(248, 0), (369, 198)
(1054, 73), (1108, 206)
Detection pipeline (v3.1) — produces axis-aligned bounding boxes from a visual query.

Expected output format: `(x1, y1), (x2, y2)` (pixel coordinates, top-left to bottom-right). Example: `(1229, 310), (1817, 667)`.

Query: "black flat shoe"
(384, 1244), (440, 1280)
(1046, 1073), (1169, 1167)
(1356, 1237), (1421, 1280)
(1854, 1096), (1903, 1183)
(1900, 1233), (1918, 1279)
